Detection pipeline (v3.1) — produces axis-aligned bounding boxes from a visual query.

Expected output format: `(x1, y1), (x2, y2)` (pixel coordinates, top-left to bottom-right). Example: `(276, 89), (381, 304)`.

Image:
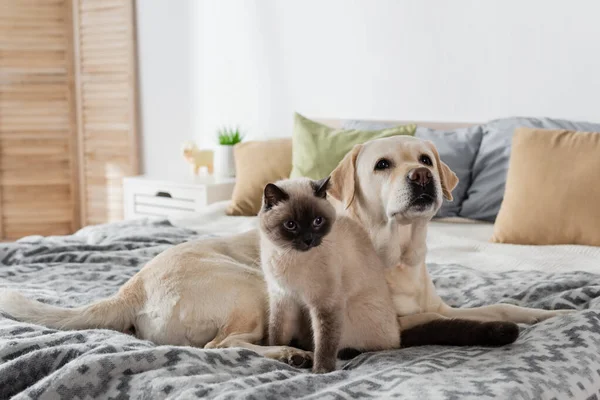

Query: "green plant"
(217, 126), (244, 145)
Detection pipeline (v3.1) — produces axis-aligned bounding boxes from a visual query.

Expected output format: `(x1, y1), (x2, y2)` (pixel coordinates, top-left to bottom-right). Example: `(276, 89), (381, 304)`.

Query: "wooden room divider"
(0, 0), (139, 240)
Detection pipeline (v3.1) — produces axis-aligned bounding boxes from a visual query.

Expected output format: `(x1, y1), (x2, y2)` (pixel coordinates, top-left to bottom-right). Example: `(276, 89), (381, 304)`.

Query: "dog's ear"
(427, 141), (458, 201)
(329, 144), (362, 209)
(263, 183), (288, 209)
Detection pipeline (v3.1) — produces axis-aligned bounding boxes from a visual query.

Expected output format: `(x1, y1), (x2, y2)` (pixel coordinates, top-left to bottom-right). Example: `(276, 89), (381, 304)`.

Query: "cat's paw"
(312, 361), (336, 374)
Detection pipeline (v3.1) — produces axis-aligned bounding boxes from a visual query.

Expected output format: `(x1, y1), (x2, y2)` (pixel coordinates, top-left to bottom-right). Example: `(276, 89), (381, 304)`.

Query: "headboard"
(314, 118), (477, 130)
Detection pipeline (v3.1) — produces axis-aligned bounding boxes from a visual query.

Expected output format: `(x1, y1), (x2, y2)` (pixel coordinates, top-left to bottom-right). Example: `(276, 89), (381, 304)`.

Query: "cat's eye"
(313, 216), (324, 227)
(374, 158), (392, 171)
(283, 220), (297, 231)
(419, 155), (433, 166)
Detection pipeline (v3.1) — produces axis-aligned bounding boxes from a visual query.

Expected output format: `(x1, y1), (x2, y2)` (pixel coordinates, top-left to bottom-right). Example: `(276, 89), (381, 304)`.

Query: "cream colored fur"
(260, 178), (401, 372)
(0, 136), (571, 364)
(330, 136), (571, 324)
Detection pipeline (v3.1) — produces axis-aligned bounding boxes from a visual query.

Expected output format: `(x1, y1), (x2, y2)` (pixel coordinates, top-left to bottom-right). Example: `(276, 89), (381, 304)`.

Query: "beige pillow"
(492, 127), (600, 246)
(226, 138), (292, 216)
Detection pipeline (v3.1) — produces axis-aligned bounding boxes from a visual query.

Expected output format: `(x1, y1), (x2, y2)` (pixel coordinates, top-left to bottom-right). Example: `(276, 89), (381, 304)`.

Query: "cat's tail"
(0, 286), (142, 333)
(400, 319), (519, 347)
(338, 319), (518, 360)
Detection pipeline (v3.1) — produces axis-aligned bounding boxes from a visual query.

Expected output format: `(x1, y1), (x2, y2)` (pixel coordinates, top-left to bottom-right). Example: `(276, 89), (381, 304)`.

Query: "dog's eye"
(313, 216), (325, 227)
(283, 221), (297, 231)
(374, 159), (392, 171)
(419, 155), (433, 166)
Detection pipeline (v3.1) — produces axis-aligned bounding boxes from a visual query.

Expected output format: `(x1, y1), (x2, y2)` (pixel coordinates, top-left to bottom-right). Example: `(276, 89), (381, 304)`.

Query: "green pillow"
(290, 113), (416, 179)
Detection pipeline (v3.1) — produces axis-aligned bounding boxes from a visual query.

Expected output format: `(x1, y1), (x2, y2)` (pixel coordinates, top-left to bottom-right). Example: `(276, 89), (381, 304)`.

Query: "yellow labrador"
(0, 136), (569, 365)
(330, 136), (572, 324)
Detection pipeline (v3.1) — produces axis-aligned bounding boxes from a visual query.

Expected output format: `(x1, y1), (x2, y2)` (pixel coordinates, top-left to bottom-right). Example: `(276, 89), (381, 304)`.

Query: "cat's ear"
(330, 144), (362, 209)
(312, 176), (331, 199)
(263, 183), (289, 209)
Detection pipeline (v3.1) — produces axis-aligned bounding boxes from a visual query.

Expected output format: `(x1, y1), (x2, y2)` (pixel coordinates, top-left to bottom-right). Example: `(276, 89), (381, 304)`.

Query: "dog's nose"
(407, 168), (432, 186)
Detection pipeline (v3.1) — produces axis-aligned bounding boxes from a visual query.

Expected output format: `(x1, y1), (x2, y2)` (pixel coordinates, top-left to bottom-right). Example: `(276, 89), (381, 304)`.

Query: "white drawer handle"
(156, 191), (172, 198)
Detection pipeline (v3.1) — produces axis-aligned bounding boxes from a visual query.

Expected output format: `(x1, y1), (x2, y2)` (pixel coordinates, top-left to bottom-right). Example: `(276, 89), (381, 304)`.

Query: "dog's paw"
(529, 309), (576, 324)
(266, 347), (313, 369)
(203, 340), (220, 349)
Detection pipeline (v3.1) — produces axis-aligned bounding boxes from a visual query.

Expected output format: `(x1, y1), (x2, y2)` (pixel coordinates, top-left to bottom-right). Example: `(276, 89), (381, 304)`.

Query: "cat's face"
(259, 177), (336, 252)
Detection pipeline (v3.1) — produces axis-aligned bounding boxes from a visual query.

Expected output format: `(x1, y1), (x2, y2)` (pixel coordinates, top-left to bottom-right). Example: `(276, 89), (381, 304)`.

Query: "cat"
(258, 176), (402, 373)
(259, 177), (520, 373)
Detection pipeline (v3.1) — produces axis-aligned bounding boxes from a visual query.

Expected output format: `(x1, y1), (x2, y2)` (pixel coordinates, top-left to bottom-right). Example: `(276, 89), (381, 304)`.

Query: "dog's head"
(329, 136), (458, 224)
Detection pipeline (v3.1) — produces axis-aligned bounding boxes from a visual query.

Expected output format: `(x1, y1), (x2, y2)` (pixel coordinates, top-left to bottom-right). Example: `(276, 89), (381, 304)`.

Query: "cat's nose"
(302, 235), (314, 247)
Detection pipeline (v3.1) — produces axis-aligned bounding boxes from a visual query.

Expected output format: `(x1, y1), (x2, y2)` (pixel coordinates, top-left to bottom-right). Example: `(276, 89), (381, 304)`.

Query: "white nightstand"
(123, 175), (236, 220)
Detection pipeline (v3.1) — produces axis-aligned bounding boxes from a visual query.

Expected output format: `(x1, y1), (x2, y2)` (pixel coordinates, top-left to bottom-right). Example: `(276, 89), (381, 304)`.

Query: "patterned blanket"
(1, 219), (599, 399)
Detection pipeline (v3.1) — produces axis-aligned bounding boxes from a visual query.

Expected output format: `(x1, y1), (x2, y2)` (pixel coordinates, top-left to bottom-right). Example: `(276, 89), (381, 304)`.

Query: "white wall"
(138, 0), (600, 173)
(136, 0), (199, 177)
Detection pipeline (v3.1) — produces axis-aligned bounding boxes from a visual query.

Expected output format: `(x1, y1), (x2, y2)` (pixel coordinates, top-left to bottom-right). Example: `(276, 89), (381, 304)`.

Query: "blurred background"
(1, 0), (598, 240)
(142, 0), (599, 175)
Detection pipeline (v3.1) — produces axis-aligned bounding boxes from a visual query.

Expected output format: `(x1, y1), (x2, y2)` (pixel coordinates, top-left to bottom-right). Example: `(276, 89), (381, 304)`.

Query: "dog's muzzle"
(407, 168), (436, 207)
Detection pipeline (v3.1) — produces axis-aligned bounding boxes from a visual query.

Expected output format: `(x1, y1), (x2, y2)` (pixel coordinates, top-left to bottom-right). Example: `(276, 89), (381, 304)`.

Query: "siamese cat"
(259, 176), (401, 373)
(259, 177), (519, 373)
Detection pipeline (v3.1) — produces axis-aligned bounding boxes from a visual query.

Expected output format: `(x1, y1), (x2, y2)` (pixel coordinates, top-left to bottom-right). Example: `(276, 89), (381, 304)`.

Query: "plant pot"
(214, 145), (236, 177)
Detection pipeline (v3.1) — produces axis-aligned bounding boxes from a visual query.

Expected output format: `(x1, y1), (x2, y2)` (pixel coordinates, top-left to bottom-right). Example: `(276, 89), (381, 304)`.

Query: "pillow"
(226, 138), (292, 216)
(341, 120), (483, 218)
(491, 128), (600, 246)
(460, 117), (600, 221)
(290, 114), (415, 180)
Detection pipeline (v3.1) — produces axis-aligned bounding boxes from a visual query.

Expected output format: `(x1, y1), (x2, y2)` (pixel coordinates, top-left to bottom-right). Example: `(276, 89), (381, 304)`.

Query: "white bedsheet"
(426, 220), (600, 274)
(169, 201), (258, 236)
(171, 201), (600, 274)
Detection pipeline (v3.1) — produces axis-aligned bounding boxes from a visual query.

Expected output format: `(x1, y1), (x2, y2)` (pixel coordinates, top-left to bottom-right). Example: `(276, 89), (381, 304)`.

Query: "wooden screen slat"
(0, 0), (138, 239)
(0, 0), (79, 240)
(73, 0), (139, 225)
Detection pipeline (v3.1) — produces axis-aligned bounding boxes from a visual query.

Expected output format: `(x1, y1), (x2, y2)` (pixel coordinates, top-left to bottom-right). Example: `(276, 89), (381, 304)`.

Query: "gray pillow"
(341, 120), (483, 218)
(460, 117), (600, 222)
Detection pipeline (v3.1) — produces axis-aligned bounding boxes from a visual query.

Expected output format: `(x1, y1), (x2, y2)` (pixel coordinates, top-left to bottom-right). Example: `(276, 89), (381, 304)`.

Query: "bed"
(2, 116), (600, 399)
(1, 201), (600, 399)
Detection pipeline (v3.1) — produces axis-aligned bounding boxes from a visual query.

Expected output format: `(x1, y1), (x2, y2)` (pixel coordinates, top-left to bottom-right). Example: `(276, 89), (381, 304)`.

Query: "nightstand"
(123, 175), (235, 220)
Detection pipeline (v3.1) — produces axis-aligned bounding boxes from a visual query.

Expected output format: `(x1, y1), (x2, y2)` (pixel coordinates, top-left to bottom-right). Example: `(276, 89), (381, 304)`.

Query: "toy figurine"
(182, 141), (214, 175)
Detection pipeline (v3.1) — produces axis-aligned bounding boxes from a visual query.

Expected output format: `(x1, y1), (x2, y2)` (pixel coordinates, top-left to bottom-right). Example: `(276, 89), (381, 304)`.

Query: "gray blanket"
(1, 219), (599, 399)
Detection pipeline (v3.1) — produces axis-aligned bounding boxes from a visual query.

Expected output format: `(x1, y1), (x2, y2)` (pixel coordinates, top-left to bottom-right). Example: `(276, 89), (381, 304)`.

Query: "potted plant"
(215, 126), (243, 177)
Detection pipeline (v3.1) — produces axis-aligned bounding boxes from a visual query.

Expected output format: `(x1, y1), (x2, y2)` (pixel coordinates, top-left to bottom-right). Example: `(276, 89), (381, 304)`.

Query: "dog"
(0, 136), (571, 366)
(329, 136), (572, 324)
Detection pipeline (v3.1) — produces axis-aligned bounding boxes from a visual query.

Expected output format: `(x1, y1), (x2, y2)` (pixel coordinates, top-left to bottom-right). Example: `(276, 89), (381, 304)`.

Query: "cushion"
(291, 114), (415, 180)
(460, 117), (600, 221)
(341, 120), (483, 218)
(226, 138), (292, 216)
(491, 127), (600, 246)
